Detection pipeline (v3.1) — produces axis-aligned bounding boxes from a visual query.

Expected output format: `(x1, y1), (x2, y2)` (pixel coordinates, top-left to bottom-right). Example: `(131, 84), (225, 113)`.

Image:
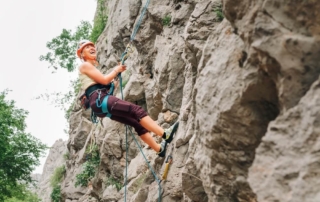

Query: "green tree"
(39, 1), (108, 72)
(0, 90), (47, 201)
(38, 1), (108, 122)
(39, 21), (92, 72)
(4, 183), (40, 202)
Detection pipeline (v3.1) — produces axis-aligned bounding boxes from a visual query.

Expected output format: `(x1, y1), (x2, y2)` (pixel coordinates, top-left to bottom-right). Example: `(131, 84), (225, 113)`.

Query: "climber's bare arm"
(79, 62), (126, 85)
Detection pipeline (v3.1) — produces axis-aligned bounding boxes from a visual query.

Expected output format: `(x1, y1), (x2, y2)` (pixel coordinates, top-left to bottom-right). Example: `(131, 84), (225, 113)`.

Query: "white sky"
(0, 0), (97, 173)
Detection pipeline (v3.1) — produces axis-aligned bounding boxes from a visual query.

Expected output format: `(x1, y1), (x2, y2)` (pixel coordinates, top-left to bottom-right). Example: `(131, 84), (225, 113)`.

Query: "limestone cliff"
(39, 0), (320, 201)
(37, 139), (68, 202)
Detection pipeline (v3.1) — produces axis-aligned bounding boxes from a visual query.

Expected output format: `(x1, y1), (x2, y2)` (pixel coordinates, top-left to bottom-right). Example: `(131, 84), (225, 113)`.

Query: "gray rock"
(38, 0), (320, 201)
(249, 77), (320, 202)
(36, 139), (68, 202)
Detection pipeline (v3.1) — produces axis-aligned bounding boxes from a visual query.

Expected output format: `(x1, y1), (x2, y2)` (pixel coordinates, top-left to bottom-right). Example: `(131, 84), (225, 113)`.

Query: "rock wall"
(41, 0), (320, 202)
(37, 139), (68, 202)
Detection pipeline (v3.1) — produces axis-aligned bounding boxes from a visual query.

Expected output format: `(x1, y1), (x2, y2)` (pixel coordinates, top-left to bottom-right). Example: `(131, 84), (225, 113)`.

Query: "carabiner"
(165, 155), (173, 163)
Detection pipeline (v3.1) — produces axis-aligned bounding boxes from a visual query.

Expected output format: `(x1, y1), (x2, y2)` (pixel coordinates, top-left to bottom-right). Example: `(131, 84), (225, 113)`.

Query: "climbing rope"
(126, 126), (162, 200)
(117, 0), (162, 201)
(130, 0), (151, 41)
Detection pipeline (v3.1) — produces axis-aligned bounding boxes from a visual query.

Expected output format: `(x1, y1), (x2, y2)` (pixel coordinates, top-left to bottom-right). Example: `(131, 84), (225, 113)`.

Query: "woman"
(77, 40), (178, 157)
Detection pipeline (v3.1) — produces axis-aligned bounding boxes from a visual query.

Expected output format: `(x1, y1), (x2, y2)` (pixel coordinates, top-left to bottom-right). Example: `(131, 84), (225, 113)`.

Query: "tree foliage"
(40, 1), (109, 72)
(91, 0), (108, 43)
(39, 21), (92, 72)
(0, 90), (47, 201)
(35, 78), (81, 121)
(4, 183), (40, 202)
(37, 1), (109, 123)
(50, 185), (61, 202)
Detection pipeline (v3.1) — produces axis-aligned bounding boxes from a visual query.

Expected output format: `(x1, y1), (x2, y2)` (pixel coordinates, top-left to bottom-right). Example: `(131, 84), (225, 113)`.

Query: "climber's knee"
(130, 104), (148, 121)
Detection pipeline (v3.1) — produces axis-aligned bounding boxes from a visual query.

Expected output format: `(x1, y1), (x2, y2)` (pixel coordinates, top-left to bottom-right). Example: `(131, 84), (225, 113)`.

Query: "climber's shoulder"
(79, 61), (95, 73)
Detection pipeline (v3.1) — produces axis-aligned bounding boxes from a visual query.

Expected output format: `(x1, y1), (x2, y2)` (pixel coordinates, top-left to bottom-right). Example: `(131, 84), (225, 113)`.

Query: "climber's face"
(81, 44), (96, 60)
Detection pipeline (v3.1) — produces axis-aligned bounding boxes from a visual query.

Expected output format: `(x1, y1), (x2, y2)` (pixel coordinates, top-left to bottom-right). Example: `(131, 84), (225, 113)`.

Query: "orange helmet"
(76, 40), (95, 59)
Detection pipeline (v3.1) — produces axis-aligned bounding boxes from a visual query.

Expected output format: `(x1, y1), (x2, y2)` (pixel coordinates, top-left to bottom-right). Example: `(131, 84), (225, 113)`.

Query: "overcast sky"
(0, 0), (97, 173)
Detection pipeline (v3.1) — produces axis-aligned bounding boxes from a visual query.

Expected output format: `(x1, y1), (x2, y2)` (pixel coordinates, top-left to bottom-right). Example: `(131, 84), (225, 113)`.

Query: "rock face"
(36, 139), (68, 202)
(39, 0), (320, 201)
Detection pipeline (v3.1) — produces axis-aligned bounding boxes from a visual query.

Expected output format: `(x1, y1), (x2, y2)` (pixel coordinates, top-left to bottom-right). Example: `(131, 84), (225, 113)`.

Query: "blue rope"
(119, 58), (162, 202)
(124, 124), (128, 201)
(118, 1), (162, 201)
(130, 0), (151, 41)
(119, 75), (163, 202)
(128, 126), (162, 190)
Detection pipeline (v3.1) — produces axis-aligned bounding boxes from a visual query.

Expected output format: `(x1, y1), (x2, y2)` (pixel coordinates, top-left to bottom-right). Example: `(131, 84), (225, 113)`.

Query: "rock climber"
(77, 40), (179, 157)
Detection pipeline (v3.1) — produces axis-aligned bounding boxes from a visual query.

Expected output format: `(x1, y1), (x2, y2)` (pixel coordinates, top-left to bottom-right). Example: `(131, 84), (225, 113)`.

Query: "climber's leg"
(107, 96), (164, 136)
(110, 115), (148, 136)
(139, 116), (164, 136)
(140, 133), (161, 152)
(107, 95), (179, 144)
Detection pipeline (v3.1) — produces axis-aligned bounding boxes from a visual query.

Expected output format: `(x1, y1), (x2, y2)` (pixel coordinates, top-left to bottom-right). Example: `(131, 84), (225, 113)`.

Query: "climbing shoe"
(163, 121), (179, 144)
(157, 140), (167, 157)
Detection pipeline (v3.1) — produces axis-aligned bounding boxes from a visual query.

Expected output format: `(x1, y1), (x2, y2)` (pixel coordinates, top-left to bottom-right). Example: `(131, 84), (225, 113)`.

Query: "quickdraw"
(120, 43), (134, 65)
(161, 155), (173, 181)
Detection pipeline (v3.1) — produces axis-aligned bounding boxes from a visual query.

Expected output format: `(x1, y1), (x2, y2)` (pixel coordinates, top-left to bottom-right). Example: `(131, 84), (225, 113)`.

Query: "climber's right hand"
(115, 64), (127, 73)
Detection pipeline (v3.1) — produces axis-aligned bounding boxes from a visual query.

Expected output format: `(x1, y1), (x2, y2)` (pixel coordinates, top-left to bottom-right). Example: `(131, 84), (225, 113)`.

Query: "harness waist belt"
(85, 84), (111, 98)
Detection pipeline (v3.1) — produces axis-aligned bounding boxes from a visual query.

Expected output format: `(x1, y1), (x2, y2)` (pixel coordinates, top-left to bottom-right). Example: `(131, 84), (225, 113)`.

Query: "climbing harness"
(86, 83), (115, 123)
(95, 90), (112, 118)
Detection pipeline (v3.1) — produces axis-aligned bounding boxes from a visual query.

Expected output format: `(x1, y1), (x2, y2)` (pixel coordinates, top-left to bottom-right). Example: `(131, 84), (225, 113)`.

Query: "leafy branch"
(39, 21), (92, 72)
(38, 1), (109, 123)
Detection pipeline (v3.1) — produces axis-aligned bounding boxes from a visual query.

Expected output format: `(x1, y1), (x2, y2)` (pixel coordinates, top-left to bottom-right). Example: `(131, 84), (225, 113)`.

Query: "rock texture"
(39, 0), (320, 201)
(248, 77), (320, 202)
(37, 139), (68, 202)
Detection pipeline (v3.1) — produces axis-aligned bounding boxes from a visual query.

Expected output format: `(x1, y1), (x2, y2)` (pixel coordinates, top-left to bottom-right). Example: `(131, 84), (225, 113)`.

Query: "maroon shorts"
(89, 89), (148, 136)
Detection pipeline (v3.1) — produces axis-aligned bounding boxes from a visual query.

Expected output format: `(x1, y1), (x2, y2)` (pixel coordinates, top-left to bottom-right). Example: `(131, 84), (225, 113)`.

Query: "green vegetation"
(39, 21), (92, 72)
(63, 152), (70, 160)
(4, 183), (41, 202)
(131, 173), (146, 194)
(49, 165), (66, 202)
(214, 4), (224, 22)
(64, 78), (81, 120)
(39, 0), (108, 72)
(38, 0), (109, 122)
(0, 90), (47, 201)
(50, 165), (66, 187)
(50, 185), (61, 202)
(75, 144), (100, 187)
(35, 77), (81, 122)
(105, 176), (123, 191)
(162, 15), (171, 26)
(90, 0), (108, 43)
(121, 79), (128, 89)
(120, 70), (132, 89)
